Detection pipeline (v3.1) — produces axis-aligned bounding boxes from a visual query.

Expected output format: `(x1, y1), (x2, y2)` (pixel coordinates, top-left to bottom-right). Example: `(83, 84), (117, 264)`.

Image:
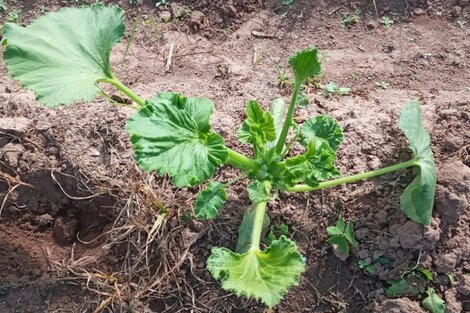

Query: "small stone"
(444, 135), (464, 151)
(159, 10), (172, 21)
(434, 252), (459, 273)
(457, 275), (470, 295)
(355, 228), (370, 240)
(451, 6), (462, 17)
(0, 117), (32, 137)
(1, 143), (24, 168)
(414, 8), (425, 15)
(224, 4), (237, 17)
(366, 21), (377, 29)
(359, 249), (370, 259)
(459, 0), (469, 7)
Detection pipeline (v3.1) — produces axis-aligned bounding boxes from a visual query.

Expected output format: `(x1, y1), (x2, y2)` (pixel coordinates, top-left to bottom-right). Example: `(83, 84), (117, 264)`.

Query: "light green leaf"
(237, 100), (276, 148)
(422, 288), (445, 313)
(300, 115), (344, 151)
(289, 47), (322, 84)
(268, 98), (287, 148)
(398, 100), (436, 225)
(208, 236), (305, 308)
(327, 235), (349, 256)
(326, 226), (343, 236)
(323, 81), (351, 95)
(3, 5), (125, 107)
(285, 137), (340, 186)
(195, 182), (227, 219)
(247, 181), (270, 203)
(126, 92), (228, 187)
(236, 205), (269, 253)
(344, 221), (358, 246)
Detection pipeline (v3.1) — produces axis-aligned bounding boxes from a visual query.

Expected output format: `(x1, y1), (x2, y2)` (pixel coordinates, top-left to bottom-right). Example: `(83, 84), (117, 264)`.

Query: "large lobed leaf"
(285, 137), (340, 187)
(422, 288), (445, 313)
(126, 92), (228, 187)
(2, 5), (125, 107)
(207, 236), (305, 308)
(398, 100), (436, 225)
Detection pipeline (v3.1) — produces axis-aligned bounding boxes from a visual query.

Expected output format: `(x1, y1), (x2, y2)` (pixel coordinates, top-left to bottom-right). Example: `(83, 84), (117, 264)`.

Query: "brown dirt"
(1, 0), (470, 312)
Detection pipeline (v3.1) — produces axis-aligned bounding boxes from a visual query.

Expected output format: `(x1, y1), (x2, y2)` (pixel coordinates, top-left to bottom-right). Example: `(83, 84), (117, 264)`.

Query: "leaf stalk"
(250, 181), (272, 250)
(287, 158), (417, 192)
(97, 77), (145, 107)
(275, 82), (302, 154)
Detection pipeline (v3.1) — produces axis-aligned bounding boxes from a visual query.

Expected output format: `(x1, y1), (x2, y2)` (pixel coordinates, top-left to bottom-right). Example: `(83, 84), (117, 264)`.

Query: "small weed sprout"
(326, 217), (358, 257)
(375, 81), (390, 89)
(380, 16), (394, 27)
(341, 9), (361, 28)
(2, 5), (437, 309)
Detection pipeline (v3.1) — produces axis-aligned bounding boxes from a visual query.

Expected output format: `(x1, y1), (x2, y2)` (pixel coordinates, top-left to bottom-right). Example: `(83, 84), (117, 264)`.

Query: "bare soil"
(1, 0), (470, 312)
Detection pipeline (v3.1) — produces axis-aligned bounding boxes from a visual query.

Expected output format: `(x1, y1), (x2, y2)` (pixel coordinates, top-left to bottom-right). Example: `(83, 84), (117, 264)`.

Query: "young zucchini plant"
(1, 5), (437, 309)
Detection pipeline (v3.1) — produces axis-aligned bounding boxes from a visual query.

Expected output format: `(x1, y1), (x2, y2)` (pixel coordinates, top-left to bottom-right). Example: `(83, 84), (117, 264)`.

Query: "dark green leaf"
(195, 182), (227, 219)
(300, 115), (344, 151)
(126, 92), (228, 187)
(344, 221), (358, 246)
(398, 100), (436, 225)
(3, 5), (125, 107)
(422, 288), (445, 313)
(285, 137), (340, 186)
(385, 278), (422, 298)
(247, 181), (270, 203)
(289, 47), (322, 84)
(278, 223), (289, 236)
(327, 235), (349, 256)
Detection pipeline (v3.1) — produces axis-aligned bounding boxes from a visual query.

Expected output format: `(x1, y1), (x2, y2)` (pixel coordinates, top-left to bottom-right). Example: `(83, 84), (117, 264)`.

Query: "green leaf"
(336, 216), (346, 232)
(2, 5), (125, 107)
(300, 115), (344, 151)
(422, 288), (445, 313)
(247, 181), (270, 203)
(278, 223), (289, 236)
(208, 236), (305, 308)
(323, 81), (351, 95)
(417, 267), (433, 281)
(285, 137), (340, 186)
(237, 100), (276, 150)
(126, 92), (228, 187)
(195, 182), (227, 219)
(326, 226), (343, 236)
(385, 278), (422, 298)
(289, 47), (322, 84)
(398, 100), (436, 225)
(236, 205), (270, 253)
(268, 98), (287, 148)
(344, 221), (358, 246)
(327, 235), (349, 256)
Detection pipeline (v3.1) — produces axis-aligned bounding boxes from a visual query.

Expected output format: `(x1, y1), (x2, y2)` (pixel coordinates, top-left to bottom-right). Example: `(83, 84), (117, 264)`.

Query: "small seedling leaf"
(422, 288), (445, 313)
(398, 100), (436, 225)
(327, 235), (349, 256)
(126, 92), (228, 187)
(195, 182), (227, 219)
(247, 181), (270, 203)
(286, 137), (340, 186)
(336, 216), (346, 232)
(289, 47), (322, 84)
(3, 5), (125, 107)
(323, 81), (351, 95)
(417, 267), (433, 281)
(300, 115), (343, 151)
(207, 236), (305, 308)
(385, 278), (422, 298)
(326, 226), (343, 236)
(344, 221), (358, 246)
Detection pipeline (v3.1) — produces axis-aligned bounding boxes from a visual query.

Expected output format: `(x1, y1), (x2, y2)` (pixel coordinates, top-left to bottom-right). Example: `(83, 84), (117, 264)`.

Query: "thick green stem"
(97, 77), (145, 107)
(227, 148), (259, 172)
(275, 82), (301, 154)
(286, 159), (417, 192)
(250, 181), (272, 250)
